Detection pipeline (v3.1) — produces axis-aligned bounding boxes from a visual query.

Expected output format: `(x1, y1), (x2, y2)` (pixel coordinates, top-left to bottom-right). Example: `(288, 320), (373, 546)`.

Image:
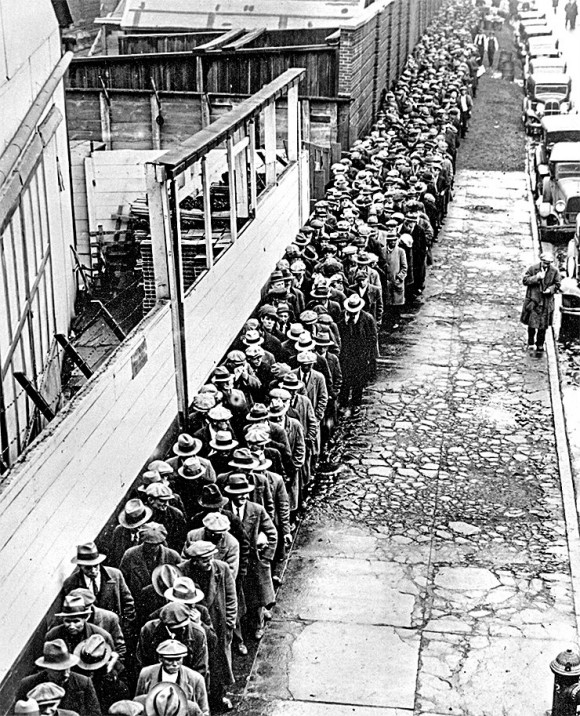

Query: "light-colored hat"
(14, 700), (39, 715)
(164, 575), (205, 603)
(66, 588), (96, 607)
(296, 350), (317, 365)
(145, 483), (173, 501)
(72, 542), (106, 566)
(244, 426), (270, 444)
(74, 634), (112, 671)
(151, 564), (182, 598)
(252, 453), (273, 472)
(209, 430), (238, 451)
(56, 595), (91, 619)
(156, 639), (188, 658)
(207, 405), (233, 422)
(183, 540), (219, 559)
(35, 640), (79, 670)
(109, 701), (144, 716)
(118, 499), (153, 529)
(295, 332), (316, 352)
(344, 294), (365, 313)
(177, 457), (207, 481)
(27, 684), (65, 705)
(269, 388), (292, 401)
(144, 682), (188, 716)
(202, 512), (230, 532)
(148, 460), (174, 476)
(139, 522), (168, 545)
(540, 251), (554, 263)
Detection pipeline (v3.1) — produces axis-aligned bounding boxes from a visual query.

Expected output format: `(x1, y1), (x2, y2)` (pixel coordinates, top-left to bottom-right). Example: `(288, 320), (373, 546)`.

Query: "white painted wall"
(0, 154), (308, 684)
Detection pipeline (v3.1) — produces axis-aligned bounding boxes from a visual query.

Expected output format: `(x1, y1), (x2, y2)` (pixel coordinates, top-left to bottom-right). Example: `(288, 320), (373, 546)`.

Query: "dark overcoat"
(520, 262), (561, 329)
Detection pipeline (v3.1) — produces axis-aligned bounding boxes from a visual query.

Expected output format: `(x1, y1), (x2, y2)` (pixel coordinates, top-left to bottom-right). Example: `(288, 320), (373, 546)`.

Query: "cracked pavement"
(235, 171), (577, 716)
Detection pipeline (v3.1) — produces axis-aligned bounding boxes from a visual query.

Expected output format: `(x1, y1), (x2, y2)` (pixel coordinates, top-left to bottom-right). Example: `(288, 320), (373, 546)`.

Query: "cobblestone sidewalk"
(237, 171), (578, 716)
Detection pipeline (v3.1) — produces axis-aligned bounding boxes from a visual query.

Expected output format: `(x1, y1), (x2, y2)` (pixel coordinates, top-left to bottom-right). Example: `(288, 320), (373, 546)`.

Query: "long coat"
(338, 310), (378, 380)
(185, 528), (240, 580)
(119, 544), (181, 604)
(179, 558), (237, 688)
(383, 245), (408, 306)
(90, 605), (126, 660)
(274, 414), (305, 511)
(62, 566), (136, 635)
(135, 664), (209, 716)
(226, 500), (277, 610)
(520, 262), (561, 329)
(291, 368), (328, 423)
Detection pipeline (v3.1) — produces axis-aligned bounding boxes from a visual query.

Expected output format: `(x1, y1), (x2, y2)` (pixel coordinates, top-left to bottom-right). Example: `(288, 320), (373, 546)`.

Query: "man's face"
(211, 419), (230, 432)
(151, 497), (168, 512)
(80, 564), (99, 580)
(160, 655), (183, 674)
(63, 616), (86, 636)
(541, 260), (552, 271)
(45, 668), (68, 684)
(191, 554), (213, 571)
(247, 354), (262, 369)
(262, 316), (275, 332)
(300, 362), (313, 374)
(231, 493), (249, 508)
(38, 701), (60, 716)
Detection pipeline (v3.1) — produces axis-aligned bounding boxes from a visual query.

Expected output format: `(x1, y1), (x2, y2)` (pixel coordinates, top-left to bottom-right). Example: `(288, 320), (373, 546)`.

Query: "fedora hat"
(310, 285), (331, 300)
(66, 588), (96, 608)
(212, 366), (232, 384)
(281, 373), (304, 391)
(242, 329), (264, 347)
(109, 701), (144, 716)
(252, 453), (273, 472)
(172, 433), (202, 458)
(315, 329), (335, 347)
(208, 430), (238, 452)
(74, 634), (112, 671)
(177, 457), (207, 481)
(14, 700), (39, 715)
(27, 684), (66, 705)
(246, 403), (270, 423)
(223, 473), (255, 495)
(295, 332), (316, 352)
(286, 323), (305, 341)
(72, 543), (106, 566)
(139, 522), (167, 544)
(202, 512), (230, 533)
(35, 640), (79, 670)
(56, 595), (91, 619)
(228, 448), (260, 471)
(198, 484), (227, 509)
(151, 564), (182, 598)
(344, 294), (365, 313)
(159, 603), (190, 629)
(118, 499), (152, 529)
(144, 682), (188, 716)
(164, 576), (205, 604)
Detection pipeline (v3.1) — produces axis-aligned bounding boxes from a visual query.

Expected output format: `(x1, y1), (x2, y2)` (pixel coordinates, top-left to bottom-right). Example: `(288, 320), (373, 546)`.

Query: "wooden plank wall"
(119, 32), (221, 54)
(0, 158), (307, 705)
(70, 140), (94, 270)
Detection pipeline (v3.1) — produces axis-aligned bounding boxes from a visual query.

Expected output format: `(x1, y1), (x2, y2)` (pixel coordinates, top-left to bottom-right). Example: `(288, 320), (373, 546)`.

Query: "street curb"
(525, 151), (580, 638)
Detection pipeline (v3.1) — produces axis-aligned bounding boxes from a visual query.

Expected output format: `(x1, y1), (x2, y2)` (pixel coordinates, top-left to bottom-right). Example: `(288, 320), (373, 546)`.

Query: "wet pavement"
(236, 171), (579, 716)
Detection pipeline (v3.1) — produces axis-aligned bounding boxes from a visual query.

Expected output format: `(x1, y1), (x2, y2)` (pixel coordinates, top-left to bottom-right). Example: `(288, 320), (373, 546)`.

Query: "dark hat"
(281, 373), (304, 392)
(74, 634), (112, 671)
(159, 603), (191, 628)
(198, 483), (228, 509)
(172, 433), (202, 458)
(212, 366), (232, 383)
(72, 543), (106, 566)
(258, 304), (277, 318)
(310, 285), (331, 299)
(35, 640), (79, 670)
(228, 448), (260, 471)
(223, 473), (255, 495)
(315, 329), (335, 347)
(246, 403), (270, 423)
(139, 522), (168, 545)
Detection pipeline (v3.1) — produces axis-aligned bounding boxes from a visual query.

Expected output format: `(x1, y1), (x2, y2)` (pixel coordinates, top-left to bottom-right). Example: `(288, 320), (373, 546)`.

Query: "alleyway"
(236, 169), (578, 715)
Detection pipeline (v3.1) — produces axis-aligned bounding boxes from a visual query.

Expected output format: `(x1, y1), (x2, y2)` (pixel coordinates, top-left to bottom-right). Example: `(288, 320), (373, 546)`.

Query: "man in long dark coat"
(338, 295), (378, 411)
(520, 251), (561, 352)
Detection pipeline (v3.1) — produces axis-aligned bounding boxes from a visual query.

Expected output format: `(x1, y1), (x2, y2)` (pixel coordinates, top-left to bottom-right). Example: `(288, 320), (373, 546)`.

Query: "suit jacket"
(291, 368), (328, 422)
(135, 664), (209, 716)
(90, 605), (126, 659)
(264, 469), (291, 536)
(348, 283), (383, 325)
(185, 528), (240, 580)
(136, 617), (208, 679)
(216, 470), (275, 523)
(287, 393), (317, 445)
(17, 671), (101, 716)
(338, 310), (378, 376)
(62, 566), (136, 634)
(119, 544), (181, 603)
(277, 414), (305, 471)
(108, 524), (140, 567)
(45, 622), (114, 657)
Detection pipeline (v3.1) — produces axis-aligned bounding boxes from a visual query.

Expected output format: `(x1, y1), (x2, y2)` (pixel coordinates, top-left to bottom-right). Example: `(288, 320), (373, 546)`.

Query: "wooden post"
(146, 163), (170, 300)
(287, 84), (298, 163)
(248, 120), (258, 213)
(200, 156), (214, 269)
(226, 135), (238, 242)
(150, 94), (161, 150)
(301, 99), (311, 144)
(233, 131), (249, 219)
(99, 92), (112, 149)
(264, 102), (277, 187)
(197, 56), (211, 128)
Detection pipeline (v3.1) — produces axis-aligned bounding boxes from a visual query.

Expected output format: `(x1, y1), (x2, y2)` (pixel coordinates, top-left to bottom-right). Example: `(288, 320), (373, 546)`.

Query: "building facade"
(0, 0), (76, 470)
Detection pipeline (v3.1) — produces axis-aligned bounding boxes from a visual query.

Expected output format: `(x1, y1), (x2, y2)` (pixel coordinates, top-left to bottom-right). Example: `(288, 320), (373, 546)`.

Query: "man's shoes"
(236, 642), (248, 655)
(255, 627), (265, 640)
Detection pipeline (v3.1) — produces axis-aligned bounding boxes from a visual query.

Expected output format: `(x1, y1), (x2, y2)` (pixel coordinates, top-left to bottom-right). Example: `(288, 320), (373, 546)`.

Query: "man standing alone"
(520, 252), (561, 352)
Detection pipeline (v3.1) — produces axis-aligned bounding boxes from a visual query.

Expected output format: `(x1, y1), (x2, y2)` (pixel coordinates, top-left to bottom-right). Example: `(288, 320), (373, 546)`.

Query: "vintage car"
(532, 116), (580, 193)
(537, 142), (580, 241)
(522, 72), (572, 135)
(525, 56), (567, 84)
(518, 9), (545, 20)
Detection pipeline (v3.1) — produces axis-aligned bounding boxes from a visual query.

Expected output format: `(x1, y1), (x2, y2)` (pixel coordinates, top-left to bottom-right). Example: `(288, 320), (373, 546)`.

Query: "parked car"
(532, 116), (580, 194)
(537, 142), (580, 241)
(525, 56), (567, 84)
(522, 73), (572, 135)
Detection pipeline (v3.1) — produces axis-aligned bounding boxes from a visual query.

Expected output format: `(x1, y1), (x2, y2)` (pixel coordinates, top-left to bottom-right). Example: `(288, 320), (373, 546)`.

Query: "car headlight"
(536, 102), (545, 115)
(556, 199), (566, 213)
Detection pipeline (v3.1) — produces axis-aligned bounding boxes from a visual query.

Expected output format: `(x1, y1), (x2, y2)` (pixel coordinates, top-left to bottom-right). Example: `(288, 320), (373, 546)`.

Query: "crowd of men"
(12, 1), (489, 715)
